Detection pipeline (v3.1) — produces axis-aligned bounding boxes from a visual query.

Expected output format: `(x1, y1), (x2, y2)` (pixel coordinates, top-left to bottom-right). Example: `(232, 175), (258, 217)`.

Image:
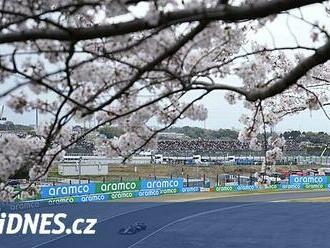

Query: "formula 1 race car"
(118, 222), (147, 235)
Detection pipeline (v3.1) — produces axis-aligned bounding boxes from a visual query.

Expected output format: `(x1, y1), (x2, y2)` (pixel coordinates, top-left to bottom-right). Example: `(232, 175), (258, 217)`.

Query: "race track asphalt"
(2, 191), (330, 248)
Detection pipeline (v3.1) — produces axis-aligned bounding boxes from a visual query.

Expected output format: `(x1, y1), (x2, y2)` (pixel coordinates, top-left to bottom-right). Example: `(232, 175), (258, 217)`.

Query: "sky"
(175, 91), (330, 132)
(173, 3), (330, 132)
(1, 2), (330, 132)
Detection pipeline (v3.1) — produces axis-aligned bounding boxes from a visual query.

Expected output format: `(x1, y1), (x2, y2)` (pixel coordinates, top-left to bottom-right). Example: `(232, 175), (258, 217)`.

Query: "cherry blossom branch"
(0, 1), (100, 30)
(14, 86), (196, 195)
(245, 39), (330, 101)
(287, 12), (330, 39)
(122, 90), (211, 163)
(297, 83), (330, 121)
(0, 0), (324, 44)
(0, 59), (91, 111)
(197, 46), (317, 75)
(84, 21), (210, 116)
(193, 40), (330, 102)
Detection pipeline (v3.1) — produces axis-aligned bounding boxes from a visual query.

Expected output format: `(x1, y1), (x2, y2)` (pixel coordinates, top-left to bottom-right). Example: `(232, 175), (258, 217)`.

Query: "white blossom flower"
(266, 147), (283, 164)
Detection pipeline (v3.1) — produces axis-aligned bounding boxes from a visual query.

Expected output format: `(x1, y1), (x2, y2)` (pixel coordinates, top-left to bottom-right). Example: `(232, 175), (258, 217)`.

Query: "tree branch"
(85, 21), (209, 115)
(245, 39), (330, 101)
(0, 0), (324, 44)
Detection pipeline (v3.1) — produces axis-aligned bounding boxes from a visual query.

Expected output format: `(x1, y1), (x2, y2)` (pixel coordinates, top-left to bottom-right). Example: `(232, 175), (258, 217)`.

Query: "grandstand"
(63, 125), (330, 158)
(156, 139), (251, 156)
(156, 139), (330, 157)
(65, 139), (95, 156)
(64, 137), (330, 158)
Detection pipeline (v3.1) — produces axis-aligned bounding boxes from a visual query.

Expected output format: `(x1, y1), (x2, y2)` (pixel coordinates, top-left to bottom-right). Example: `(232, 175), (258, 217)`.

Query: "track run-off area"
(2, 191), (330, 248)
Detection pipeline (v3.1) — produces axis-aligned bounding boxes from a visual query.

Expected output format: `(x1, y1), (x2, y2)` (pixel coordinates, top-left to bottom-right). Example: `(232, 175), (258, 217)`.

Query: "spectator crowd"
(63, 135), (326, 157)
(66, 139), (95, 155)
(157, 139), (250, 155)
(156, 139), (302, 156)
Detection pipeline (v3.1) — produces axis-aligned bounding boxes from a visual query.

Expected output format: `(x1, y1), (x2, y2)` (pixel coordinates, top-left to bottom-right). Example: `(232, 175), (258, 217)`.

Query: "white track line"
(128, 203), (258, 248)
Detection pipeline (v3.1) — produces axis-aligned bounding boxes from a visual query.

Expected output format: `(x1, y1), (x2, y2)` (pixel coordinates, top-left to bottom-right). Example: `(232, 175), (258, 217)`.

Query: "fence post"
(170, 174), (173, 179)
(139, 176), (141, 181)
(249, 172), (253, 186)
(102, 177), (105, 183)
(187, 174), (189, 187)
(203, 174), (206, 187)
(69, 180), (72, 185)
(238, 174), (240, 186)
(120, 176), (123, 182)
(216, 174), (219, 186)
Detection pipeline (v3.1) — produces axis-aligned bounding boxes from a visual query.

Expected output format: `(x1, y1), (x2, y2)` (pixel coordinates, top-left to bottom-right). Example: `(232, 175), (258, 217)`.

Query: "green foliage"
(0, 122), (33, 131)
(98, 125), (124, 139)
(164, 126), (239, 140)
(99, 125), (330, 145)
(9, 165), (29, 179)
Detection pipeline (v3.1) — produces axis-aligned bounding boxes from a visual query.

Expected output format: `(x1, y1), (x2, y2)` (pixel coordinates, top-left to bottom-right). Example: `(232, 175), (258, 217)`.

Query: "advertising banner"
(134, 189), (161, 198)
(77, 193), (110, 203)
(180, 187), (200, 193)
(199, 187), (210, 192)
(41, 183), (96, 199)
(262, 185), (280, 190)
(280, 184), (302, 190)
(160, 188), (179, 195)
(47, 193), (110, 204)
(237, 185), (258, 191)
(289, 176), (327, 185)
(214, 186), (237, 192)
(96, 180), (141, 193)
(141, 178), (183, 190)
(214, 185), (283, 192)
(109, 191), (135, 200)
(303, 184), (325, 190)
(47, 196), (77, 205)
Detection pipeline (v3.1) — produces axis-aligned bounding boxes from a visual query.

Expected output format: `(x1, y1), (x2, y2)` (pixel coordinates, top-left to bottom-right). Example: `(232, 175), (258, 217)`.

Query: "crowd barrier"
(27, 176), (330, 205)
